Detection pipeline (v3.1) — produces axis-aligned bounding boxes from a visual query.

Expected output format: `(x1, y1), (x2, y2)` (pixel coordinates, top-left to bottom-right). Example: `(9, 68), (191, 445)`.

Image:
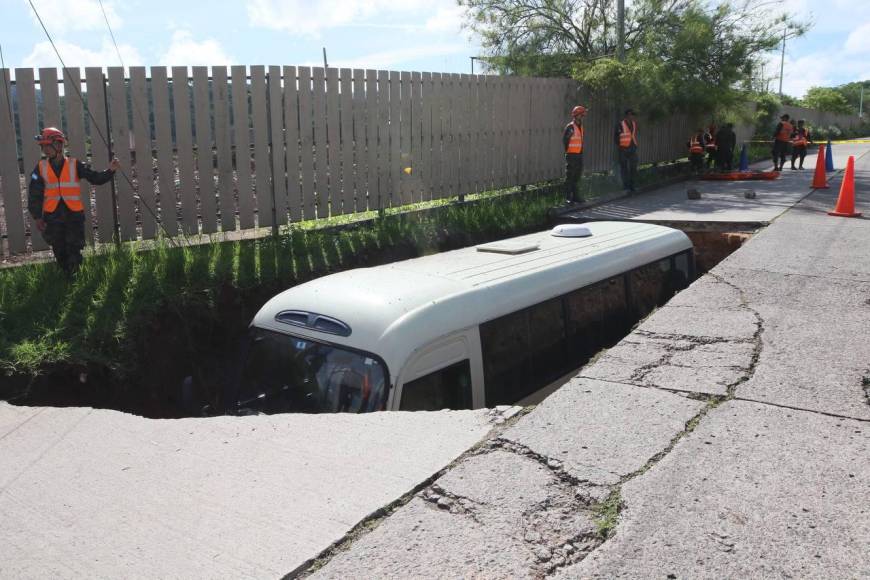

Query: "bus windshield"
(236, 328), (389, 414)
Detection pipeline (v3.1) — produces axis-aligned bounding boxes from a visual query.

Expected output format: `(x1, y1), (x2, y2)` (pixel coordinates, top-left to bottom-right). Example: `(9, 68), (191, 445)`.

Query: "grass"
(593, 488), (623, 539)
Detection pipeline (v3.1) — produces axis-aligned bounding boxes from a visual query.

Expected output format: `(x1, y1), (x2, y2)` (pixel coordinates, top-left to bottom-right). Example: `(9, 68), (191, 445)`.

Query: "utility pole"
(322, 47), (328, 69)
(617, 0), (625, 63)
(778, 26), (786, 97)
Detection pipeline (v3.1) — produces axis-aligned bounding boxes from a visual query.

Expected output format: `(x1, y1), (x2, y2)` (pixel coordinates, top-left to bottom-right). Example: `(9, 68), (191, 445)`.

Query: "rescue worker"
(615, 108), (639, 193)
(562, 105), (587, 204)
(771, 113), (794, 171)
(687, 129), (706, 174)
(790, 119), (812, 170)
(715, 123), (737, 171)
(704, 125), (717, 169)
(28, 127), (120, 275)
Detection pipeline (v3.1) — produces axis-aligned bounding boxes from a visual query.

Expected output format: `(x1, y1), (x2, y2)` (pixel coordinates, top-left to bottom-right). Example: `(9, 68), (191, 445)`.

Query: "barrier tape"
(745, 139), (870, 144)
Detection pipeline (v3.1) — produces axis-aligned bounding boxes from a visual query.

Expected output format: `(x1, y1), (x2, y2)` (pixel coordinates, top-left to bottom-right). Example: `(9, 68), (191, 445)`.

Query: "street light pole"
(778, 26), (786, 97)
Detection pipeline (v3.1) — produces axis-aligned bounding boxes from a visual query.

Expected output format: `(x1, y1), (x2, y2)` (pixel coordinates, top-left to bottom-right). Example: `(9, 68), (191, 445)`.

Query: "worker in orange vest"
(771, 113), (794, 171)
(615, 109), (639, 193)
(687, 129), (706, 174)
(790, 119), (812, 170)
(28, 127), (120, 275)
(703, 124), (717, 169)
(562, 105), (587, 204)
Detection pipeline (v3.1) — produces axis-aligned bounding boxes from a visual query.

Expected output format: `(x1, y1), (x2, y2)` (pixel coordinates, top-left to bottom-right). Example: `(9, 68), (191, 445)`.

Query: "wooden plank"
(399, 71), (412, 205)
(439, 73), (453, 199)
(496, 75), (509, 188)
(212, 66), (235, 231)
(325, 67), (340, 215)
(39, 68), (61, 128)
(468, 74), (480, 193)
(16, 69), (46, 250)
(367, 70), (380, 210)
(352, 69), (367, 213)
(312, 67), (328, 219)
(283, 66), (301, 223)
(376, 70), (390, 209)
(151, 67), (178, 236)
(192, 66), (217, 233)
(107, 67), (135, 241)
(130, 66), (157, 239)
(420, 72), (432, 202)
(365, 70), (379, 211)
(171, 66), (198, 235)
(61, 67), (91, 244)
(83, 68), (113, 243)
(297, 67), (315, 221)
(231, 65), (254, 230)
(388, 71), (400, 208)
(339, 68), (354, 215)
(0, 68), (24, 254)
(250, 65), (272, 228)
(268, 65), (287, 225)
(410, 71), (422, 203)
(429, 72), (443, 200)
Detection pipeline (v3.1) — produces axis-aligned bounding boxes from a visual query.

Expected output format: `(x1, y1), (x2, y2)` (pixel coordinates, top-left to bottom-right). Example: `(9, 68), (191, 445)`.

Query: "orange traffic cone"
(828, 155), (862, 217)
(812, 145), (829, 189)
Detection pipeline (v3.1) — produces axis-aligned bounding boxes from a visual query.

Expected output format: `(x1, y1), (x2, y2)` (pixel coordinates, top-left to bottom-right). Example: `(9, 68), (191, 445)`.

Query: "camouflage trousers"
(42, 208), (86, 275)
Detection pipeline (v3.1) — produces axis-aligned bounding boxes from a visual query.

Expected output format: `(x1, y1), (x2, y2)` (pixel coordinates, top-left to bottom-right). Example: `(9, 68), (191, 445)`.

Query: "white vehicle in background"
(233, 221), (693, 413)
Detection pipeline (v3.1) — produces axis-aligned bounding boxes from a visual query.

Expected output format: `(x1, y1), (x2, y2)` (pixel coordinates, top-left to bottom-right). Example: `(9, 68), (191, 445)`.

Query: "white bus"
(233, 221), (693, 414)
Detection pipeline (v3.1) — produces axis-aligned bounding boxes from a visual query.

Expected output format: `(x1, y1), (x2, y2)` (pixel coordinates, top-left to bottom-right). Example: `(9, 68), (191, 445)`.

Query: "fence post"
(265, 70), (279, 237)
(102, 72), (121, 247)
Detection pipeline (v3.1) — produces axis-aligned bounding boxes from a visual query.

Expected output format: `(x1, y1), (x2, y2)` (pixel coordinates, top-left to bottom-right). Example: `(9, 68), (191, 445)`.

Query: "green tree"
(801, 86), (854, 114)
(460, 0), (807, 117)
(829, 81), (869, 115)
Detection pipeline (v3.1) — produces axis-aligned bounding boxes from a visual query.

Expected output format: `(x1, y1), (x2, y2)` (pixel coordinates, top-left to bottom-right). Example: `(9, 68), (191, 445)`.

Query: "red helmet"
(36, 127), (66, 146)
(571, 105), (587, 117)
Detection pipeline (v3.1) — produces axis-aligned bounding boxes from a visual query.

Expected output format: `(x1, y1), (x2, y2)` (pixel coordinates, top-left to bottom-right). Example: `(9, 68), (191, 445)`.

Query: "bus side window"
(629, 258), (672, 317)
(673, 251), (693, 288)
(399, 360), (473, 411)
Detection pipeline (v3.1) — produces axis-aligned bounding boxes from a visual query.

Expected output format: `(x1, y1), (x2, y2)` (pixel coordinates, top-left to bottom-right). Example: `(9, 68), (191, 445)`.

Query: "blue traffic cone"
(738, 144), (749, 171)
(825, 140), (834, 171)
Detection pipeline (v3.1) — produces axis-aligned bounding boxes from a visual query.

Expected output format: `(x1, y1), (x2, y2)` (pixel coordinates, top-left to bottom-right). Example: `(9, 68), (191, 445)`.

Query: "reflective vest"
(566, 123), (584, 154)
(704, 134), (717, 151)
(776, 121), (794, 142)
(792, 129), (809, 147)
(689, 137), (704, 155)
(619, 120), (638, 149)
(39, 157), (83, 213)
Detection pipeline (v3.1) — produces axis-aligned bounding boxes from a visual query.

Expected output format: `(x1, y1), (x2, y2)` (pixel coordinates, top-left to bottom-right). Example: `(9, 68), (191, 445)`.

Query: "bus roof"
(252, 221), (691, 374)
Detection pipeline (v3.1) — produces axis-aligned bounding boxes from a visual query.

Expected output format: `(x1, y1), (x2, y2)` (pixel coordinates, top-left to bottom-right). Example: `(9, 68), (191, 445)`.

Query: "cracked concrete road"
(304, 144), (870, 578)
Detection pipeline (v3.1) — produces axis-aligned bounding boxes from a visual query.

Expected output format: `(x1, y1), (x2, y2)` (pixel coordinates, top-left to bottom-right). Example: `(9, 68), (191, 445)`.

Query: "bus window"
(528, 297), (568, 384)
(565, 275), (629, 355)
(629, 258), (672, 317)
(673, 251), (693, 288)
(399, 360), (473, 411)
(481, 310), (532, 406)
(236, 328), (388, 414)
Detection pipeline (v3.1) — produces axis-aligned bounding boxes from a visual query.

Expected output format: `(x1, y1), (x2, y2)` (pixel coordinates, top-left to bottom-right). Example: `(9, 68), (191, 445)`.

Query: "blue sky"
(1, 0), (868, 98)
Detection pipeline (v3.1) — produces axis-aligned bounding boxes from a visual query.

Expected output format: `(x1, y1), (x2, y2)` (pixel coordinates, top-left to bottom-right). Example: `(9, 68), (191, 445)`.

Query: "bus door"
(393, 330), (485, 411)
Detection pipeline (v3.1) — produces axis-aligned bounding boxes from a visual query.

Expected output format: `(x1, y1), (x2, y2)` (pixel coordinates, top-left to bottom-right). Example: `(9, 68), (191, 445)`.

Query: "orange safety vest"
(566, 123), (584, 154)
(705, 134), (717, 151)
(39, 157), (83, 213)
(776, 121), (794, 142)
(792, 129), (809, 147)
(619, 120), (638, 149)
(689, 137), (704, 155)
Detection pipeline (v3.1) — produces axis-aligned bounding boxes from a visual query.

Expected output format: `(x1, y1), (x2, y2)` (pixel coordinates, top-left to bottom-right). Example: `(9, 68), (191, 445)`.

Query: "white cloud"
(22, 39), (142, 68)
(246, 0), (454, 37)
(25, 0), (122, 33)
(424, 5), (467, 33)
(329, 43), (469, 70)
(844, 21), (870, 54)
(158, 30), (233, 66)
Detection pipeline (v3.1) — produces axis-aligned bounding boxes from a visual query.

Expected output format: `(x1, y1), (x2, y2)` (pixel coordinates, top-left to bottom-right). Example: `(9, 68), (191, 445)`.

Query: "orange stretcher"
(699, 171), (780, 181)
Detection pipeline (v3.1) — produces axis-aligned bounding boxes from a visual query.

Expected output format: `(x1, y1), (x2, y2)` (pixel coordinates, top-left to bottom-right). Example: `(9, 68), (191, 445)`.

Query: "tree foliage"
(459, 0), (808, 117)
(801, 87), (853, 115)
(832, 80), (870, 115)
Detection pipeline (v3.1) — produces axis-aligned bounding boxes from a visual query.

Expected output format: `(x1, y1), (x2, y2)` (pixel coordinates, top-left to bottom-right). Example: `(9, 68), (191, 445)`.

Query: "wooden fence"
(1, 65), (697, 256)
